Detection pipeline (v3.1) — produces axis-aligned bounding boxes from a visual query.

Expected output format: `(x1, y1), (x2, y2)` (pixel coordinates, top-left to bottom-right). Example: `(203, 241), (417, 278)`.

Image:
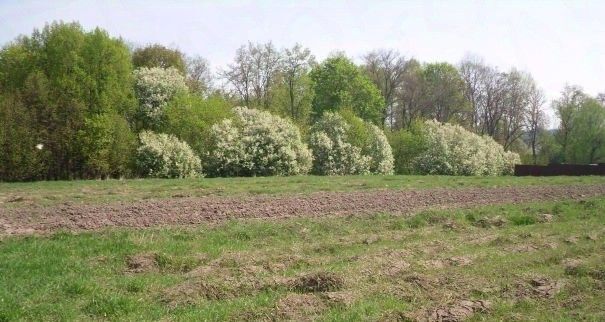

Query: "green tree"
(78, 113), (137, 178)
(162, 93), (233, 156)
(566, 99), (605, 163)
(0, 22), (136, 180)
(271, 44), (315, 125)
(420, 62), (469, 125)
(0, 94), (47, 181)
(310, 55), (385, 124)
(132, 44), (186, 74)
(387, 120), (428, 174)
(553, 85), (586, 159)
(536, 130), (563, 165)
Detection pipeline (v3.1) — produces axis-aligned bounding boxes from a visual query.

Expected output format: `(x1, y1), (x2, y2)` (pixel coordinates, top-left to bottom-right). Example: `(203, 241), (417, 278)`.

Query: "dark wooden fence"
(514, 164), (605, 176)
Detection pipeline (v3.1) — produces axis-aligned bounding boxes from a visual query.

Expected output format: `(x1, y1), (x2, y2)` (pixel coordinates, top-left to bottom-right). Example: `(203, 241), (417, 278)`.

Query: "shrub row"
(137, 107), (394, 178)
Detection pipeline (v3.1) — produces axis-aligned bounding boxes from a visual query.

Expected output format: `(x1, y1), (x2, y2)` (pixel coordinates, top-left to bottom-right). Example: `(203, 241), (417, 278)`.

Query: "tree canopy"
(310, 55), (385, 124)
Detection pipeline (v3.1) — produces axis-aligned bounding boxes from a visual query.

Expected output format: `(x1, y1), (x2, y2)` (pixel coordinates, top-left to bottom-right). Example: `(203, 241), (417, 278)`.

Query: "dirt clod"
(586, 233), (599, 241)
(6, 196), (25, 203)
(290, 272), (344, 293)
(528, 277), (563, 298)
(320, 291), (356, 306)
(538, 213), (554, 223)
(161, 280), (228, 308)
(363, 235), (380, 245)
(475, 216), (507, 228)
(443, 221), (457, 230)
(564, 236), (579, 244)
(447, 256), (474, 266)
(275, 293), (326, 321)
(426, 300), (492, 322)
(126, 253), (158, 273)
(563, 259), (584, 276)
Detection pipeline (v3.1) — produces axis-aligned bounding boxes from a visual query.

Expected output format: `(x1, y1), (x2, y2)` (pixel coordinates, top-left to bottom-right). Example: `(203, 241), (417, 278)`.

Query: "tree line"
(0, 22), (603, 181)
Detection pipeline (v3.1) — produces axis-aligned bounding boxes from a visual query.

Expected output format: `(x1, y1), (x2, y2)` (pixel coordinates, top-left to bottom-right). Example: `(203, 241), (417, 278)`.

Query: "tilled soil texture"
(1, 184), (604, 236)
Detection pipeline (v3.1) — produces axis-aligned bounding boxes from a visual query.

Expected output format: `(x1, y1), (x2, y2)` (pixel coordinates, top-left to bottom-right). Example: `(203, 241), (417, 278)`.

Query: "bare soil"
(1, 184), (604, 236)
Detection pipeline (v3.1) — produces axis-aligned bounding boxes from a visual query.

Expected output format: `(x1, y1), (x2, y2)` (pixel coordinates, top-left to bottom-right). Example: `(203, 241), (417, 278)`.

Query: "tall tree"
(420, 62), (469, 124)
(271, 44), (315, 124)
(310, 55), (385, 124)
(501, 69), (535, 150)
(459, 56), (489, 132)
(524, 85), (546, 164)
(363, 49), (407, 127)
(394, 59), (424, 129)
(0, 22), (136, 180)
(553, 85), (586, 158)
(566, 99), (605, 163)
(132, 44), (186, 74)
(459, 58), (509, 138)
(222, 42), (281, 109)
(185, 55), (212, 96)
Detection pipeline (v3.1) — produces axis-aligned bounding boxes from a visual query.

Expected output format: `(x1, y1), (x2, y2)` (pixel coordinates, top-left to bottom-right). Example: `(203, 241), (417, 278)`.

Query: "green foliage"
(388, 121), (428, 174)
(340, 110), (394, 174)
(310, 55), (385, 124)
(269, 73), (314, 126)
(0, 94), (47, 181)
(536, 130), (563, 165)
(162, 93), (232, 156)
(136, 131), (202, 178)
(78, 113), (137, 178)
(1, 22), (602, 181)
(421, 62), (469, 124)
(565, 99), (605, 163)
(269, 44), (315, 126)
(132, 44), (186, 74)
(0, 22), (136, 180)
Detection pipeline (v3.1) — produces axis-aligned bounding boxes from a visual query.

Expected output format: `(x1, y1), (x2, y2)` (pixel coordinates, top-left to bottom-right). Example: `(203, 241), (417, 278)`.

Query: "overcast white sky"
(1, 0), (604, 122)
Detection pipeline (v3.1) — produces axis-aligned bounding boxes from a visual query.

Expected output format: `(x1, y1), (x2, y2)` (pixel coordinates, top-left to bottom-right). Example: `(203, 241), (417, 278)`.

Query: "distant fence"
(514, 164), (605, 176)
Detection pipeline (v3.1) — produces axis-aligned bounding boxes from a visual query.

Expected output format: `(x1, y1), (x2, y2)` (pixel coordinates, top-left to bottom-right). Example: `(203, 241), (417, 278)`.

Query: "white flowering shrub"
(207, 107), (312, 176)
(136, 131), (202, 178)
(133, 67), (188, 127)
(414, 120), (519, 176)
(365, 124), (394, 174)
(309, 112), (393, 175)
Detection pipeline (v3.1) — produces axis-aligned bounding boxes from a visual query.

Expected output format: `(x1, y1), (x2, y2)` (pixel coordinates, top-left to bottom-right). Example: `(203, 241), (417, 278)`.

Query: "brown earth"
(1, 184), (604, 236)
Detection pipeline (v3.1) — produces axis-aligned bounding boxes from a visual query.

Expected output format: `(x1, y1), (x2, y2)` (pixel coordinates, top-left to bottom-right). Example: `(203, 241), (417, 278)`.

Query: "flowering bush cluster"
(133, 67), (188, 126)
(136, 130), (202, 178)
(207, 107), (312, 176)
(414, 120), (519, 176)
(366, 123), (395, 174)
(309, 112), (393, 175)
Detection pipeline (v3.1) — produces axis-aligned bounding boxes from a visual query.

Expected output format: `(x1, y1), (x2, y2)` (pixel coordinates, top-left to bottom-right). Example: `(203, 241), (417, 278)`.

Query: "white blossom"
(309, 112), (393, 175)
(207, 107), (312, 176)
(133, 67), (187, 124)
(414, 120), (519, 176)
(136, 130), (202, 178)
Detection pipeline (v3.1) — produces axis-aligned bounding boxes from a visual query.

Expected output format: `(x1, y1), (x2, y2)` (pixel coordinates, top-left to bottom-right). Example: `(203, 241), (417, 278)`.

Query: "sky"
(1, 0), (604, 123)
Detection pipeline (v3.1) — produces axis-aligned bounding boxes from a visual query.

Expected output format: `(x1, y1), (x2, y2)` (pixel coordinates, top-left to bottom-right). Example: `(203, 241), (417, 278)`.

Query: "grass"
(1, 196), (604, 320)
(1, 175), (604, 208)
